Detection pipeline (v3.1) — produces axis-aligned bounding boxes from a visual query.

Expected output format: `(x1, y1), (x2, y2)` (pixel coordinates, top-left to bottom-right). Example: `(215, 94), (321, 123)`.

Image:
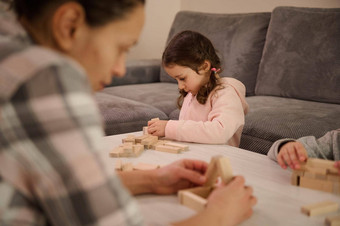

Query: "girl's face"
(69, 5), (145, 91)
(165, 64), (209, 95)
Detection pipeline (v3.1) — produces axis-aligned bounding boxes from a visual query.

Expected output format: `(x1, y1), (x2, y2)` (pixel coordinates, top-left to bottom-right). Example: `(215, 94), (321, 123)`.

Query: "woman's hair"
(162, 30), (223, 108)
(7, 0), (145, 26)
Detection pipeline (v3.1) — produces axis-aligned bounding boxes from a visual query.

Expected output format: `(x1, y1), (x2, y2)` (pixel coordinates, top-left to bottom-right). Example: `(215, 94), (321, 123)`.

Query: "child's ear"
(199, 60), (211, 74)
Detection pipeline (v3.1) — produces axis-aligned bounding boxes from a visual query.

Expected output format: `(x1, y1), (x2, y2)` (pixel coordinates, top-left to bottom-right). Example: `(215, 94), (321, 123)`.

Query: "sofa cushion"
(99, 83), (179, 116)
(255, 7), (340, 104)
(95, 92), (168, 135)
(240, 96), (340, 155)
(160, 11), (271, 96)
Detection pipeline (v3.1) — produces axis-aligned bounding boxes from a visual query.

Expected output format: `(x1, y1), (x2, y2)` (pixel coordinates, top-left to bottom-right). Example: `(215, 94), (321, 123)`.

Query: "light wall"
(128, 0), (340, 60)
(127, 0), (181, 60)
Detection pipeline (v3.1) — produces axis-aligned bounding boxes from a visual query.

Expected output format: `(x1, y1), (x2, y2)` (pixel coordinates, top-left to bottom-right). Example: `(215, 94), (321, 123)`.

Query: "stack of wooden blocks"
(178, 156), (233, 212)
(291, 158), (339, 195)
(109, 134), (189, 157)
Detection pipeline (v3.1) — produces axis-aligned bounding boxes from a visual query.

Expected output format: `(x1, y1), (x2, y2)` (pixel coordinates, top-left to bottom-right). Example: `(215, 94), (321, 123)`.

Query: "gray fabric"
(95, 92), (168, 135)
(106, 59), (161, 87)
(240, 96), (340, 155)
(255, 7), (340, 104)
(267, 129), (340, 162)
(160, 11), (271, 96)
(100, 83), (179, 116)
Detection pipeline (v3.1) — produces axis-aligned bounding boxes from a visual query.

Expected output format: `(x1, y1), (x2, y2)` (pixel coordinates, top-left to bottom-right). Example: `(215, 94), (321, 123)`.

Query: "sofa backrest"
(255, 7), (340, 104)
(160, 11), (271, 96)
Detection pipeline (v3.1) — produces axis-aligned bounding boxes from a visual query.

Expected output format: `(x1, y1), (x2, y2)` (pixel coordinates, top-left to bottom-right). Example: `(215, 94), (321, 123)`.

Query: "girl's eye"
(179, 77), (186, 81)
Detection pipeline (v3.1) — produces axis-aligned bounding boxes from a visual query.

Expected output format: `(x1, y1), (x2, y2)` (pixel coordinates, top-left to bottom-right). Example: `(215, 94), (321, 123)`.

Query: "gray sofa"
(96, 6), (340, 155)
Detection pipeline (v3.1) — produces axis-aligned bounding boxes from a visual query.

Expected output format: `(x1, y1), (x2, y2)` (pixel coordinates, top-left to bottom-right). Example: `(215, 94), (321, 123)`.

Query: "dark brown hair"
(6, 0), (145, 26)
(162, 30), (223, 108)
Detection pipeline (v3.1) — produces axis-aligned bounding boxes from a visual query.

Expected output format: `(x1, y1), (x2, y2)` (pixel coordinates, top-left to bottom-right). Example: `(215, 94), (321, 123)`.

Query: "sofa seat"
(240, 96), (340, 154)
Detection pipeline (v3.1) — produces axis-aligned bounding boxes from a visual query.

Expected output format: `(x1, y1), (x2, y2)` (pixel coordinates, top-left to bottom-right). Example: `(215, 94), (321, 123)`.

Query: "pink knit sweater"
(165, 77), (249, 146)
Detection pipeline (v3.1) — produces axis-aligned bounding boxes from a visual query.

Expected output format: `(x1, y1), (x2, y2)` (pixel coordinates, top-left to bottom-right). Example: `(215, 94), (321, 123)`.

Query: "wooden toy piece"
(303, 158), (338, 174)
(155, 144), (182, 154)
(291, 170), (304, 186)
(150, 140), (168, 149)
(133, 162), (160, 170)
(203, 156), (220, 187)
(216, 157), (233, 184)
(122, 162), (134, 171)
(115, 159), (122, 171)
(178, 187), (211, 212)
(151, 117), (160, 121)
(122, 134), (136, 144)
(325, 215), (340, 226)
(143, 126), (149, 135)
(301, 201), (339, 216)
(133, 144), (144, 157)
(135, 134), (150, 143)
(141, 135), (158, 148)
(299, 177), (333, 193)
(178, 156), (233, 212)
(164, 141), (189, 151)
(109, 147), (124, 157)
(291, 158), (339, 195)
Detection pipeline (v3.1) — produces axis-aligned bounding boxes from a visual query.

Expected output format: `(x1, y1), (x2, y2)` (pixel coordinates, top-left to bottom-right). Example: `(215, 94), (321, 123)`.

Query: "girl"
(0, 1), (255, 226)
(148, 30), (249, 146)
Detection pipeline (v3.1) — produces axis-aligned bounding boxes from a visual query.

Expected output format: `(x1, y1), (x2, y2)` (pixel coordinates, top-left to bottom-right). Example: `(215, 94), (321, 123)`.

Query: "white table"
(101, 132), (340, 226)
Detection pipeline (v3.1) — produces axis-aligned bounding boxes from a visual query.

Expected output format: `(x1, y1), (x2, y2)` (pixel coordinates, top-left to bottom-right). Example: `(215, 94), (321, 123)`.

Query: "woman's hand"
(151, 159), (208, 194)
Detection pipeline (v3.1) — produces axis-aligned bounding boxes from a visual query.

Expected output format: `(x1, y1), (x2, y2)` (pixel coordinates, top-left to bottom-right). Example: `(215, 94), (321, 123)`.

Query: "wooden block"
(300, 177), (333, 193)
(109, 147), (124, 157)
(304, 171), (327, 180)
(305, 158), (338, 174)
(122, 135), (136, 144)
(151, 117), (160, 121)
(164, 142), (189, 151)
(150, 140), (168, 149)
(115, 160), (122, 171)
(135, 134), (150, 143)
(333, 181), (340, 195)
(155, 145), (181, 154)
(141, 135), (158, 145)
(305, 166), (328, 175)
(133, 163), (160, 170)
(216, 157), (233, 184)
(327, 174), (340, 182)
(291, 170), (304, 186)
(204, 156), (220, 187)
(178, 187), (211, 212)
(301, 201), (339, 216)
(325, 215), (340, 226)
(143, 126), (149, 135)
(122, 163), (134, 171)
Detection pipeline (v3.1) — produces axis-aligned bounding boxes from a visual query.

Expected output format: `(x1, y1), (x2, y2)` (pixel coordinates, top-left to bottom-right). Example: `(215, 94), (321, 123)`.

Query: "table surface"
(101, 132), (340, 226)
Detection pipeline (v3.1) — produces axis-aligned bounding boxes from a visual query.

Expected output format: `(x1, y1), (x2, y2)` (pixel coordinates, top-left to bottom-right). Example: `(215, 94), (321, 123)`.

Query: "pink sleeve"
(165, 86), (246, 145)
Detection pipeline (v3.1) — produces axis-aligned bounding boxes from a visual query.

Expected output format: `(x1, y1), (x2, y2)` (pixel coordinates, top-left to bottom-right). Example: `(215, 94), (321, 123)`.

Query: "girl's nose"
(178, 82), (185, 90)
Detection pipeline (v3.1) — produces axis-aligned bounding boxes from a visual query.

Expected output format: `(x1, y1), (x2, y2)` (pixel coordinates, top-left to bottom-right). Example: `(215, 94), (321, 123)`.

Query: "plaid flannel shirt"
(0, 6), (144, 226)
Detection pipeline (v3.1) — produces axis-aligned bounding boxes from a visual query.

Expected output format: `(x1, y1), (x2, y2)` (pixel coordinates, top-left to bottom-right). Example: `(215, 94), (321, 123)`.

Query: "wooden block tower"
(291, 158), (339, 195)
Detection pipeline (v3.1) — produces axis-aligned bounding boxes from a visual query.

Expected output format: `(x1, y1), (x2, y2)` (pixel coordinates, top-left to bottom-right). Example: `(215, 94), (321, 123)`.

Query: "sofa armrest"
(106, 59), (161, 87)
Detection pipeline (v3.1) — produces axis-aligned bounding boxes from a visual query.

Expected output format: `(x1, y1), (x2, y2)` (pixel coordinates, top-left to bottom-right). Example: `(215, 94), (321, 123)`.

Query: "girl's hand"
(148, 120), (168, 136)
(334, 161), (340, 175)
(277, 141), (308, 170)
